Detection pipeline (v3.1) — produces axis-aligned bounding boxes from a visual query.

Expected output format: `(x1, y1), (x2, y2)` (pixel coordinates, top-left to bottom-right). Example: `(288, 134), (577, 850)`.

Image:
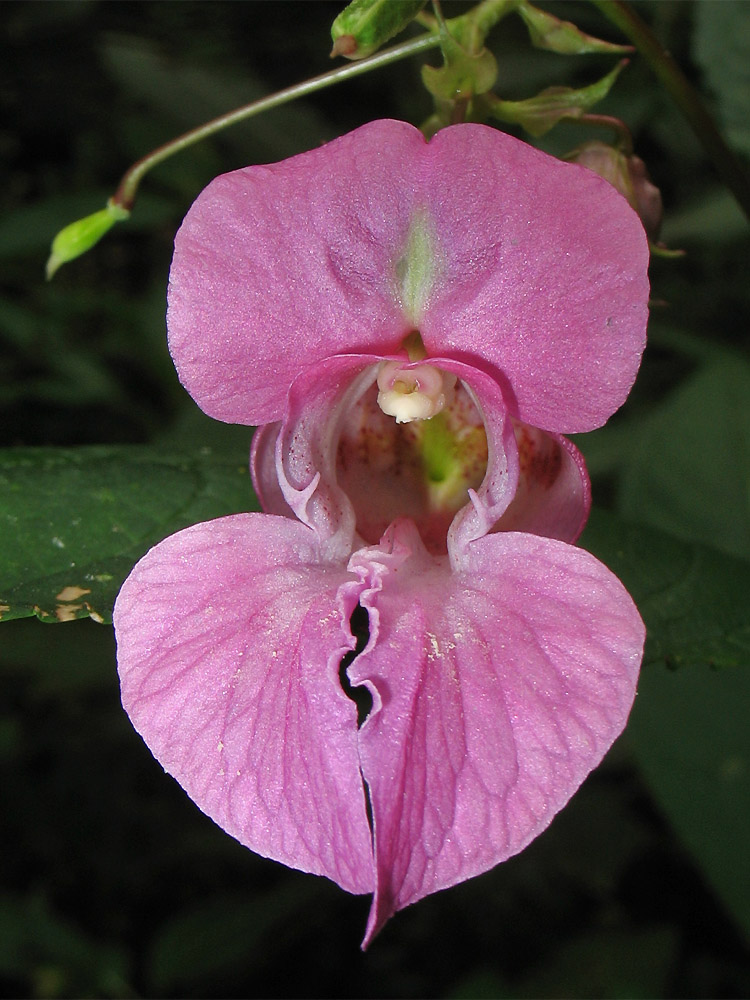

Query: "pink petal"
(167, 121), (423, 425)
(168, 120), (648, 431)
(346, 519), (643, 945)
(249, 420), (289, 518)
(493, 424), (590, 542)
(114, 514), (374, 894)
(275, 353), (378, 560)
(422, 124), (650, 432)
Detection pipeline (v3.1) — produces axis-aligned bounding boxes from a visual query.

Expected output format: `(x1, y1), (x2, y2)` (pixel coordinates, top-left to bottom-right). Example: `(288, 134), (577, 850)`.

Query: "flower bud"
(331, 0), (426, 59)
(567, 141), (663, 241)
(46, 199), (130, 279)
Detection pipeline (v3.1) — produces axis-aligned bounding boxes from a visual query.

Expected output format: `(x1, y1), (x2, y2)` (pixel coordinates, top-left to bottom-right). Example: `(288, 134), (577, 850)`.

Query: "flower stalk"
(46, 32), (440, 277)
(111, 32), (440, 212)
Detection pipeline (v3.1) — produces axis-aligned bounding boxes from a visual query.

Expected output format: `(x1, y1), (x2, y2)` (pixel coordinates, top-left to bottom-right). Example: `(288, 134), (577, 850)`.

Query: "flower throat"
(336, 336), (489, 555)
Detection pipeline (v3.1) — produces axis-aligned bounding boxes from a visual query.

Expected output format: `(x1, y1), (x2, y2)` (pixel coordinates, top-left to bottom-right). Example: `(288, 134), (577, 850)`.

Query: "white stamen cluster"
(376, 361), (455, 424)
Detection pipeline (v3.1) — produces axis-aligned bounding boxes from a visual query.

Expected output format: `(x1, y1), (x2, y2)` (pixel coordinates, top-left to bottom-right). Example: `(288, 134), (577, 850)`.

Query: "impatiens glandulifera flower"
(114, 120), (649, 947)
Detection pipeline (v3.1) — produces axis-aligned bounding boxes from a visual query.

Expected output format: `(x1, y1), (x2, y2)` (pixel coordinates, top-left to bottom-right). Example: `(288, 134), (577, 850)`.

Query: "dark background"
(2, 2), (749, 997)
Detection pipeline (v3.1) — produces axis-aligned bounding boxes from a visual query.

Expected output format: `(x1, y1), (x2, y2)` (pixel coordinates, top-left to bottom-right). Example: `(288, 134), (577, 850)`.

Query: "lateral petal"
(114, 513), (374, 894)
(493, 424), (590, 543)
(347, 520), (643, 945)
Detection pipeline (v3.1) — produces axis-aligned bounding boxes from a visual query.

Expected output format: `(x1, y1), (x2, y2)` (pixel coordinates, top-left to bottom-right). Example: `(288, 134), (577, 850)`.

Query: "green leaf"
(148, 883), (322, 994)
(0, 444), (258, 625)
(628, 658), (750, 941)
(619, 357), (750, 559)
(509, 925), (678, 998)
(581, 509), (750, 672)
(330, 0), (426, 59)
(662, 187), (748, 245)
(582, 511), (750, 936)
(0, 893), (131, 998)
(694, 0), (750, 157)
(515, 1), (632, 55)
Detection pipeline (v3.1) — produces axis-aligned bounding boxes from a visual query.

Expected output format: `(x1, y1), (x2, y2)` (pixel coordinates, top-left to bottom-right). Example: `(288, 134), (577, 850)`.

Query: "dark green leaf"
(619, 357), (750, 559)
(694, 0), (750, 157)
(628, 658), (750, 941)
(511, 924), (678, 998)
(148, 883), (322, 994)
(584, 511), (750, 936)
(0, 444), (258, 625)
(582, 509), (750, 672)
(0, 893), (131, 998)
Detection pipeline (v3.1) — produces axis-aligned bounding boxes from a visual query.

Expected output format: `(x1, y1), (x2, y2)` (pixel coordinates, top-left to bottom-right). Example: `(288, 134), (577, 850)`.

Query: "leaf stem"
(591, 0), (750, 221)
(112, 32), (441, 210)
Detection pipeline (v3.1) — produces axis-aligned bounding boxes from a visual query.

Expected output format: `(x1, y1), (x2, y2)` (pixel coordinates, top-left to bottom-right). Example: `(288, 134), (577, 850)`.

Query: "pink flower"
(114, 120), (649, 946)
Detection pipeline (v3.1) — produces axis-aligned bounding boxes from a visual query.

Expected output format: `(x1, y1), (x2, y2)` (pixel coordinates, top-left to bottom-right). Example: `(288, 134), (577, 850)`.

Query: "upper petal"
(167, 120), (424, 425)
(114, 513), (374, 894)
(421, 124), (650, 432)
(347, 519), (643, 945)
(168, 120), (648, 431)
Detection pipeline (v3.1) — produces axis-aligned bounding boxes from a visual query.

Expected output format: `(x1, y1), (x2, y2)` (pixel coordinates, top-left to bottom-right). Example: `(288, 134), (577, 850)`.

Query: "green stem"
(571, 113), (634, 155)
(112, 32), (441, 210)
(591, 0), (750, 221)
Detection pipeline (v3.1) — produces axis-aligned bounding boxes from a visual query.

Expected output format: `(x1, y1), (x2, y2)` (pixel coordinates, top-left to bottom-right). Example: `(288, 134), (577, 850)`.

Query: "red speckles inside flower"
(337, 376), (488, 554)
(515, 422), (563, 490)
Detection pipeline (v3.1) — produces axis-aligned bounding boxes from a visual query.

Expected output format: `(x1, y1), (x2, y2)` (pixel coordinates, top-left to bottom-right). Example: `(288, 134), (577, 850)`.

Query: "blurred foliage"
(1, 0), (749, 997)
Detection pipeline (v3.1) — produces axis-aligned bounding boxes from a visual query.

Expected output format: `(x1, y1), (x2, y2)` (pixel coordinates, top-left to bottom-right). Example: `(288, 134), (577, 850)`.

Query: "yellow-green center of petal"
(395, 209), (441, 325)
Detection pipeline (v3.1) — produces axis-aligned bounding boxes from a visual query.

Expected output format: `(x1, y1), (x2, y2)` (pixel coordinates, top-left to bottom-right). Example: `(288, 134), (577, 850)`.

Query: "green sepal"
(422, 30), (498, 101)
(515, 0), (632, 55)
(437, 0), (517, 54)
(486, 59), (627, 136)
(46, 199), (130, 279)
(330, 0), (427, 59)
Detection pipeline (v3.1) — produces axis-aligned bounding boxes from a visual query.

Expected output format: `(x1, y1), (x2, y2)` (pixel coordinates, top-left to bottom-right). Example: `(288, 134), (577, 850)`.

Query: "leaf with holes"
(0, 444), (258, 624)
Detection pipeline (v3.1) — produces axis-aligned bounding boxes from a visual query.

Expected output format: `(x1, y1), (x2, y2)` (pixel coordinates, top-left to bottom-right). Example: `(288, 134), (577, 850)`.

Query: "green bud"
(515, 1), (632, 55)
(331, 0), (427, 60)
(46, 199), (130, 280)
